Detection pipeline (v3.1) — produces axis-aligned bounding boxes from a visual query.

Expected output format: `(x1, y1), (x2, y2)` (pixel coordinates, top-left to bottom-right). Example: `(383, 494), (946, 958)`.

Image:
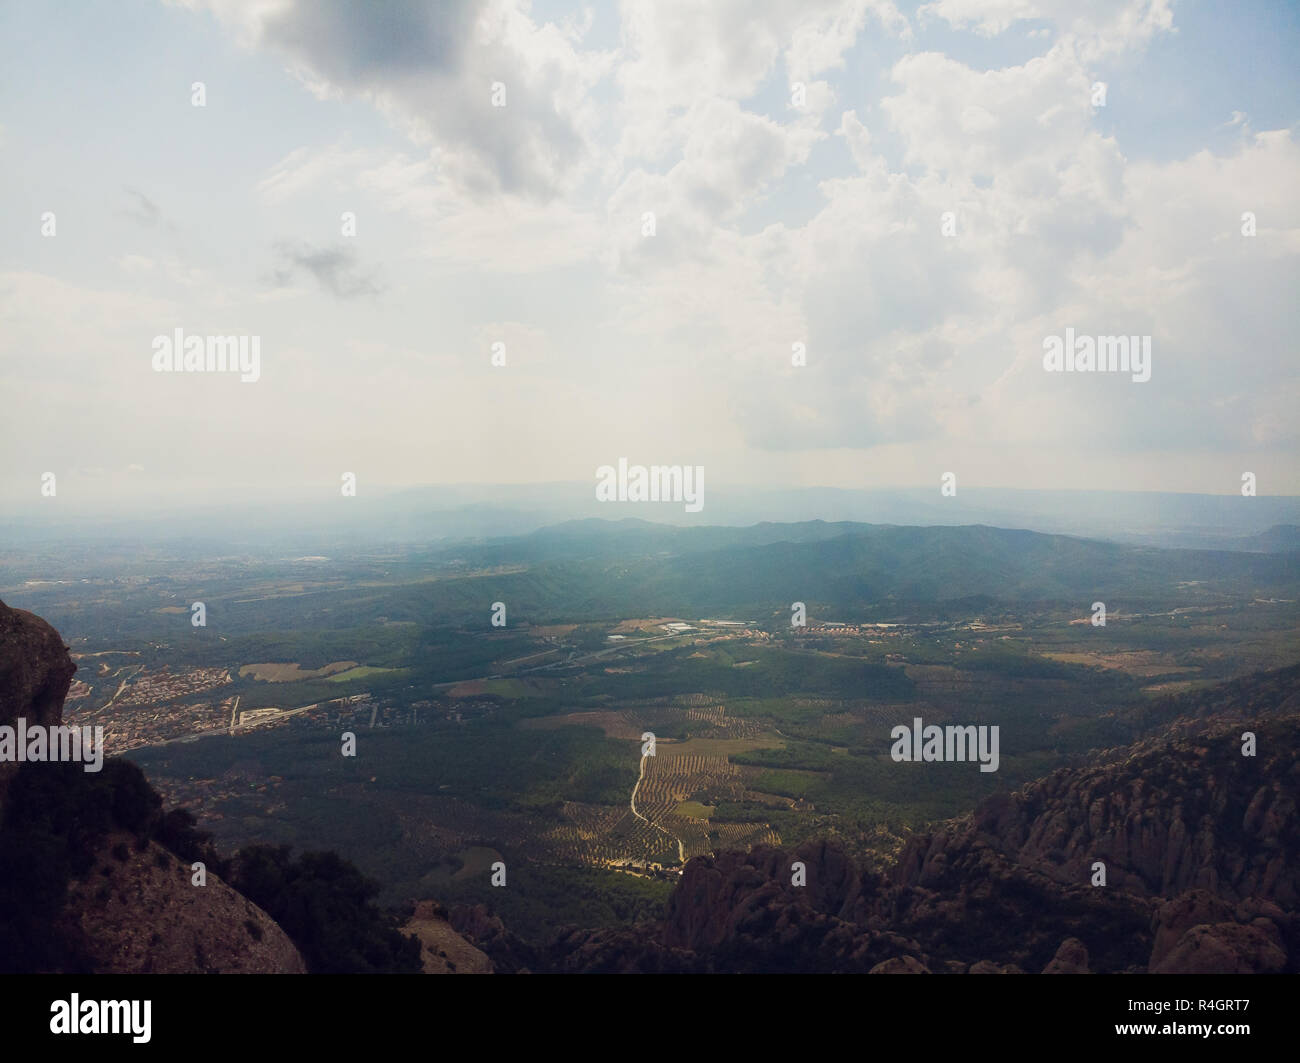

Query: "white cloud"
(919, 0), (1175, 59)
(183, 0), (615, 200)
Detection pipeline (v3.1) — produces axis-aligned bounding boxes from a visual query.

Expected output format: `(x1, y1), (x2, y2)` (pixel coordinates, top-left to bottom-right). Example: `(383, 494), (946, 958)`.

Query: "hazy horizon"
(4, 481), (1298, 561)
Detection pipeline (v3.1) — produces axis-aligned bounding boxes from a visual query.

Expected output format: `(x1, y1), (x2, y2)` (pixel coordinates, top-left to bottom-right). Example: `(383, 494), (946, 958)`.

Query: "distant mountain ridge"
(5, 485), (1298, 554)
(1249, 524), (1300, 552)
(391, 520), (1299, 625)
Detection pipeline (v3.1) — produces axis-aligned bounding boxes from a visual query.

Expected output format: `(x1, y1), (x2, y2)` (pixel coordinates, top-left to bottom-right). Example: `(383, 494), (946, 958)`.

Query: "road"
(100, 664), (145, 710)
(629, 752), (685, 865)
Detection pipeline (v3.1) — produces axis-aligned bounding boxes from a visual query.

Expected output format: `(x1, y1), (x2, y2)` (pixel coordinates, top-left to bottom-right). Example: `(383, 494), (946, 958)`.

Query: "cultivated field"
(239, 661), (359, 681)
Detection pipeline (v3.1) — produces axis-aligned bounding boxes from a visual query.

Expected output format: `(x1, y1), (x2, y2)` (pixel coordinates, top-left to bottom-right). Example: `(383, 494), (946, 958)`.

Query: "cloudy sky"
(2, 0), (1297, 513)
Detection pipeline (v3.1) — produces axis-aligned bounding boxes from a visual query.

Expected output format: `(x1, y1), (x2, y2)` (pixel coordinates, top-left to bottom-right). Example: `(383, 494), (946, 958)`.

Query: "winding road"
(629, 752), (685, 865)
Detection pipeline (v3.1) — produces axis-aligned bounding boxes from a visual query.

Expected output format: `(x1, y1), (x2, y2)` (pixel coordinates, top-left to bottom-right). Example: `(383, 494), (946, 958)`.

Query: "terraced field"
(634, 752), (779, 861)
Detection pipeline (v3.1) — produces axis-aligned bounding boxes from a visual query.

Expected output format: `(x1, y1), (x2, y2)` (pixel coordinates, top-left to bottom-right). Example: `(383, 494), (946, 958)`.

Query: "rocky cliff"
(0, 599), (77, 806)
(0, 598), (307, 974)
(60, 831), (307, 974)
(402, 900), (493, 974)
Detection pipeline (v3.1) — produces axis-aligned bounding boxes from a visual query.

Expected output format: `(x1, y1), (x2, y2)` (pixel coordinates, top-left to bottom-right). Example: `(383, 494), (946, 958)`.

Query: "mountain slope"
(397, 521), (1299, 625)
(461, 664), (1300, 973)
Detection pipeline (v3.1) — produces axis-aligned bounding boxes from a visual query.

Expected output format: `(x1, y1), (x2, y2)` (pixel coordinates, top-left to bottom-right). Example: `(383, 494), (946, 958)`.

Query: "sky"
(1, 0), (1297, 515)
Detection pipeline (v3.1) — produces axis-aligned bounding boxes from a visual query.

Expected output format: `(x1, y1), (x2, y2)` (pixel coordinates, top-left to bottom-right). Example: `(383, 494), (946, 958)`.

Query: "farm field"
(240, 660), (359, 681)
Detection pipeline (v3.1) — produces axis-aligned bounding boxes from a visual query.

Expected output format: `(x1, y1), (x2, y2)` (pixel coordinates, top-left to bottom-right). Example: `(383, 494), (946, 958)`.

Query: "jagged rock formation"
(61, 831), (306, 973)
(1042, 937), (1089, 973)
(895, 712), (1299, 906)
(1148, 889), (1289, 974)
(878, 708), (1299, 973)
(402, 901), (492, 974)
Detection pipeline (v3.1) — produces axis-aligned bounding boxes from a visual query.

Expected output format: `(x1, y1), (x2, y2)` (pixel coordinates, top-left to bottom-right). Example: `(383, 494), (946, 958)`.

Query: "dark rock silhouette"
(1042, 937), (1089, 973)
(0, 599), (77, 806)
(0, 599), (305, 973)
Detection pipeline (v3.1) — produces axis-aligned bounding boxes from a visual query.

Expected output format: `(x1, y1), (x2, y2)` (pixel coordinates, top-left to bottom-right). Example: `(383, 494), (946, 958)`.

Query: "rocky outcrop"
(0, 602), (312, 974)
(544, 925), (699, 974)
(1042, 937), (1089, 974)
(1149, 889), (1235, 967)
(0, 599), (76, 805)
(659, 841), (932, 974)
(875, 709), (1298, 974)
(403, 901), (492, 974)
(60, 832), (306, 973)
(885, 709), (1299, 975)
(448, 902), (535, 972)
(644, 834), (1149, 974)
(893, 713), (1299, 908)
(664, 838), (867, 950)
(1148, 889), (1293, 974)
(1151, 921), (1287, 974)
(870, 955), (929, 974)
